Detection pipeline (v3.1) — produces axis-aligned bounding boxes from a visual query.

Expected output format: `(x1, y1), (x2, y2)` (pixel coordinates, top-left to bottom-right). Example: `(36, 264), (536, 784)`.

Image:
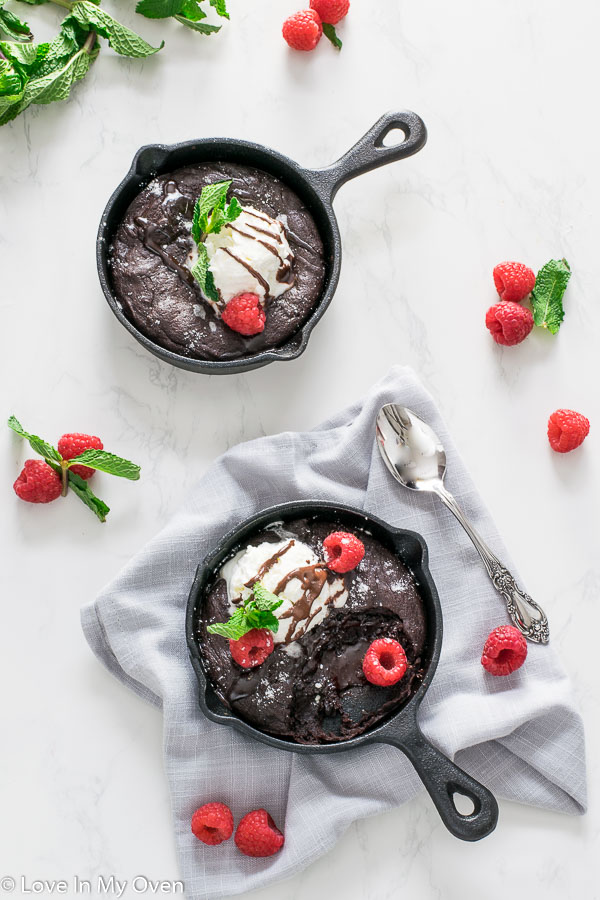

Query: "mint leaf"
(252, 582), (283, 612)
(176, 0), (206, 20)
(207, 607), (247, 640)
(68, 449), (141, 480)
(135, 0), (183, 18)
(209, 0), (229, 19)
(322, 23), (342, 49)
(8, 415), (62, 463)
(174, 16), (220, 32)
(190, 242), (220, 305)
(531, 258), (571, 334)
(206, 581), (283, 641)
(0, 4), (33, 42)
(0, 58), (24, 94)
(67, 471), (110, 523)
(71, 1), (163, 57)
(197, 179), (231, 226)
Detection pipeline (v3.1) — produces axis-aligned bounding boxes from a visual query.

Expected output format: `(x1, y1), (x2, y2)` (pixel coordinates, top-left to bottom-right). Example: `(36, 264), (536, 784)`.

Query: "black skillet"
(186, 501), (499, 841)
(97, 111), (426, 375)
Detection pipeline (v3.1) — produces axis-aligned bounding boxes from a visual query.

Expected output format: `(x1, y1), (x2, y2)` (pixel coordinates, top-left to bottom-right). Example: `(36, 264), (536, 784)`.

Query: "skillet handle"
(378, 723), (498, 841)
(308, 111), (427, 202)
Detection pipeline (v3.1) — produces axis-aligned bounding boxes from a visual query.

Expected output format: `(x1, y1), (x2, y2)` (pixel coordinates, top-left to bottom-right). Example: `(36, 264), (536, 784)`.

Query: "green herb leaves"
(0, 0), (231, 127)
(189, 179), (242, 299)
(0, 2), (33, 42)
(70, 1), (163, 56)
(8, 415), (140, 522)
(531, 258), (571, 334)
(207, 582), (283, 641)
(8, 415), (62, 463)
(192, 179), (242, 240)
(135, 0), (227, 33)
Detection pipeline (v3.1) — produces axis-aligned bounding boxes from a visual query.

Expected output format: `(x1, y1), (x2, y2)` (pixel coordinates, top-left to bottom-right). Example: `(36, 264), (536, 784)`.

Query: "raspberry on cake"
(485, 302), (533, 346)
(493, 261), (536, 302)
(229, 629), (274, 668)
(191, 802), (234, 845)
(481, 625), (527, 676)
(323, 531), (365, 573)
(58, 432), (104, 479)
(234, 809), (284, 857)
(13, 459), (62, 504)
(362, 638), (408, 686)
(547, 409), (590, 453)
(221, 293), (266, 336)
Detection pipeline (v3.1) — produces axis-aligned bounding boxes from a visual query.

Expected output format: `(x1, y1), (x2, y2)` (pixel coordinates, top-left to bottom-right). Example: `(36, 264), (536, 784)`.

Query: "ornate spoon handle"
(436, 485), (549, 644)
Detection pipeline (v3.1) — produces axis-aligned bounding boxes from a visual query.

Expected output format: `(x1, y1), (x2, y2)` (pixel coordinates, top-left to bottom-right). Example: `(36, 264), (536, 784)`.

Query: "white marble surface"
(1, 0), (599, 896)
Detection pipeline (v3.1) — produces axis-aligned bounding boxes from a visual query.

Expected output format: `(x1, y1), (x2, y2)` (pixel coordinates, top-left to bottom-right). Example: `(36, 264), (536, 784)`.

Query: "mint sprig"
(207, 581), (283, 641)
(0, 0), (218, 127)
(0, 2), (33, 41)
(8, 415), (140, 522)
(189, 179), (242, 299)
(531, 258), (571, 335)
(135, 0), (227, 33)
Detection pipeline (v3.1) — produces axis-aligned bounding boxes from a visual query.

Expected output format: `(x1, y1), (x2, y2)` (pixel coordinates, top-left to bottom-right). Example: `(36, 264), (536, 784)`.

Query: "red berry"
(362, 638), (407, 686)
(481, 625), (527, 676)
(322, 531), (365, 573)
(309, 0), (349, 24)
(229, 628), (274, 668)
(221, 293), (266, 336)
(58, 433), (103, 480)
(485, 302), (533, 346)
(493, 261), (536, 302)
(282, 9), (323, 51)
(191, 802), (234, 846)
(235, 809), (284, 858)
(13, 459), (62, 504)
(547, 409), (590, 453)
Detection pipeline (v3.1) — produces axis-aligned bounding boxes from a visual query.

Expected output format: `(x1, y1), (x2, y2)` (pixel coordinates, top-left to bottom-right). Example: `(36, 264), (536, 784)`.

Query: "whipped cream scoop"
(187, 206), (295, 311)
(221, 538), (348, 645)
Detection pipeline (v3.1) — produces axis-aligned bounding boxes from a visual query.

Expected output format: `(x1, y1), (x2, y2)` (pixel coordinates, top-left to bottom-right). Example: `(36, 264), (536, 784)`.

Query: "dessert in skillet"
(109, 163), (326, 361)
(198, 519), (427, 743)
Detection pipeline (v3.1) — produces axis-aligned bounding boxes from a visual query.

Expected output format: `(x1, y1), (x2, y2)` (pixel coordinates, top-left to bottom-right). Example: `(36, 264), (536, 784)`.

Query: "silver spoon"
(376, 404), (549, 644)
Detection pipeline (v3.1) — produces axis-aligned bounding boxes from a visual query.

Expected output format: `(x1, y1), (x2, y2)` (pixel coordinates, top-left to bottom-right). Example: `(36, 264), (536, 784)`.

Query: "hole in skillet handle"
(449, 786), (477, 818)
(378, 123), (410, 148)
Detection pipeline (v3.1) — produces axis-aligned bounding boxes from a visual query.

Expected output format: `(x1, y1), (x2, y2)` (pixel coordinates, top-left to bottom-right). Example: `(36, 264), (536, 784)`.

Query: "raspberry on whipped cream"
(188, 206), (295, 311)
(221, 538), (348, 644)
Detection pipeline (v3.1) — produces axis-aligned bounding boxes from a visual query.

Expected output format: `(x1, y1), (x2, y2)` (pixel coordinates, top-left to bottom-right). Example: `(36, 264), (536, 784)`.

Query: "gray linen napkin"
(81, 366), (586, 899)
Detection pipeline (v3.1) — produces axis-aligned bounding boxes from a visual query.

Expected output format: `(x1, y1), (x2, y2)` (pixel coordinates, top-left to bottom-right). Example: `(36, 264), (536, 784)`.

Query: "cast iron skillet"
(186, 501), (499, 841)
(97, 111), (426, 375)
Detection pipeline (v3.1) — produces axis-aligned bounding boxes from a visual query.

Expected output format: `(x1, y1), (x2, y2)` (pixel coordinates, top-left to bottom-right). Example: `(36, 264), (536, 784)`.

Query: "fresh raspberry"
(493, 261), (536, 302)
(362, 638), (407, 686)
(282, 9), (323, 51)
(58, 433), (103, 479)
(221, 293), (266, 336)
(229, 629), (274, 668)
(191, 802), (234, 846)
(13, 459), (62, 504)
(547, 409), (590, 453)
(309, 0), (349, 24)
(323, 531), (365, 573)
(485, 302), (533, 346)
(481, 625), (527, 676)
(235, 809), (284, 858)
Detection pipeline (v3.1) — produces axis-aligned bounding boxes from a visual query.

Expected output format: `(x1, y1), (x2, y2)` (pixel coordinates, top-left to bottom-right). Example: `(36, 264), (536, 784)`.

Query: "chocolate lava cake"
(109, 163), (326, 361)
(198, 518), (428, 744)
